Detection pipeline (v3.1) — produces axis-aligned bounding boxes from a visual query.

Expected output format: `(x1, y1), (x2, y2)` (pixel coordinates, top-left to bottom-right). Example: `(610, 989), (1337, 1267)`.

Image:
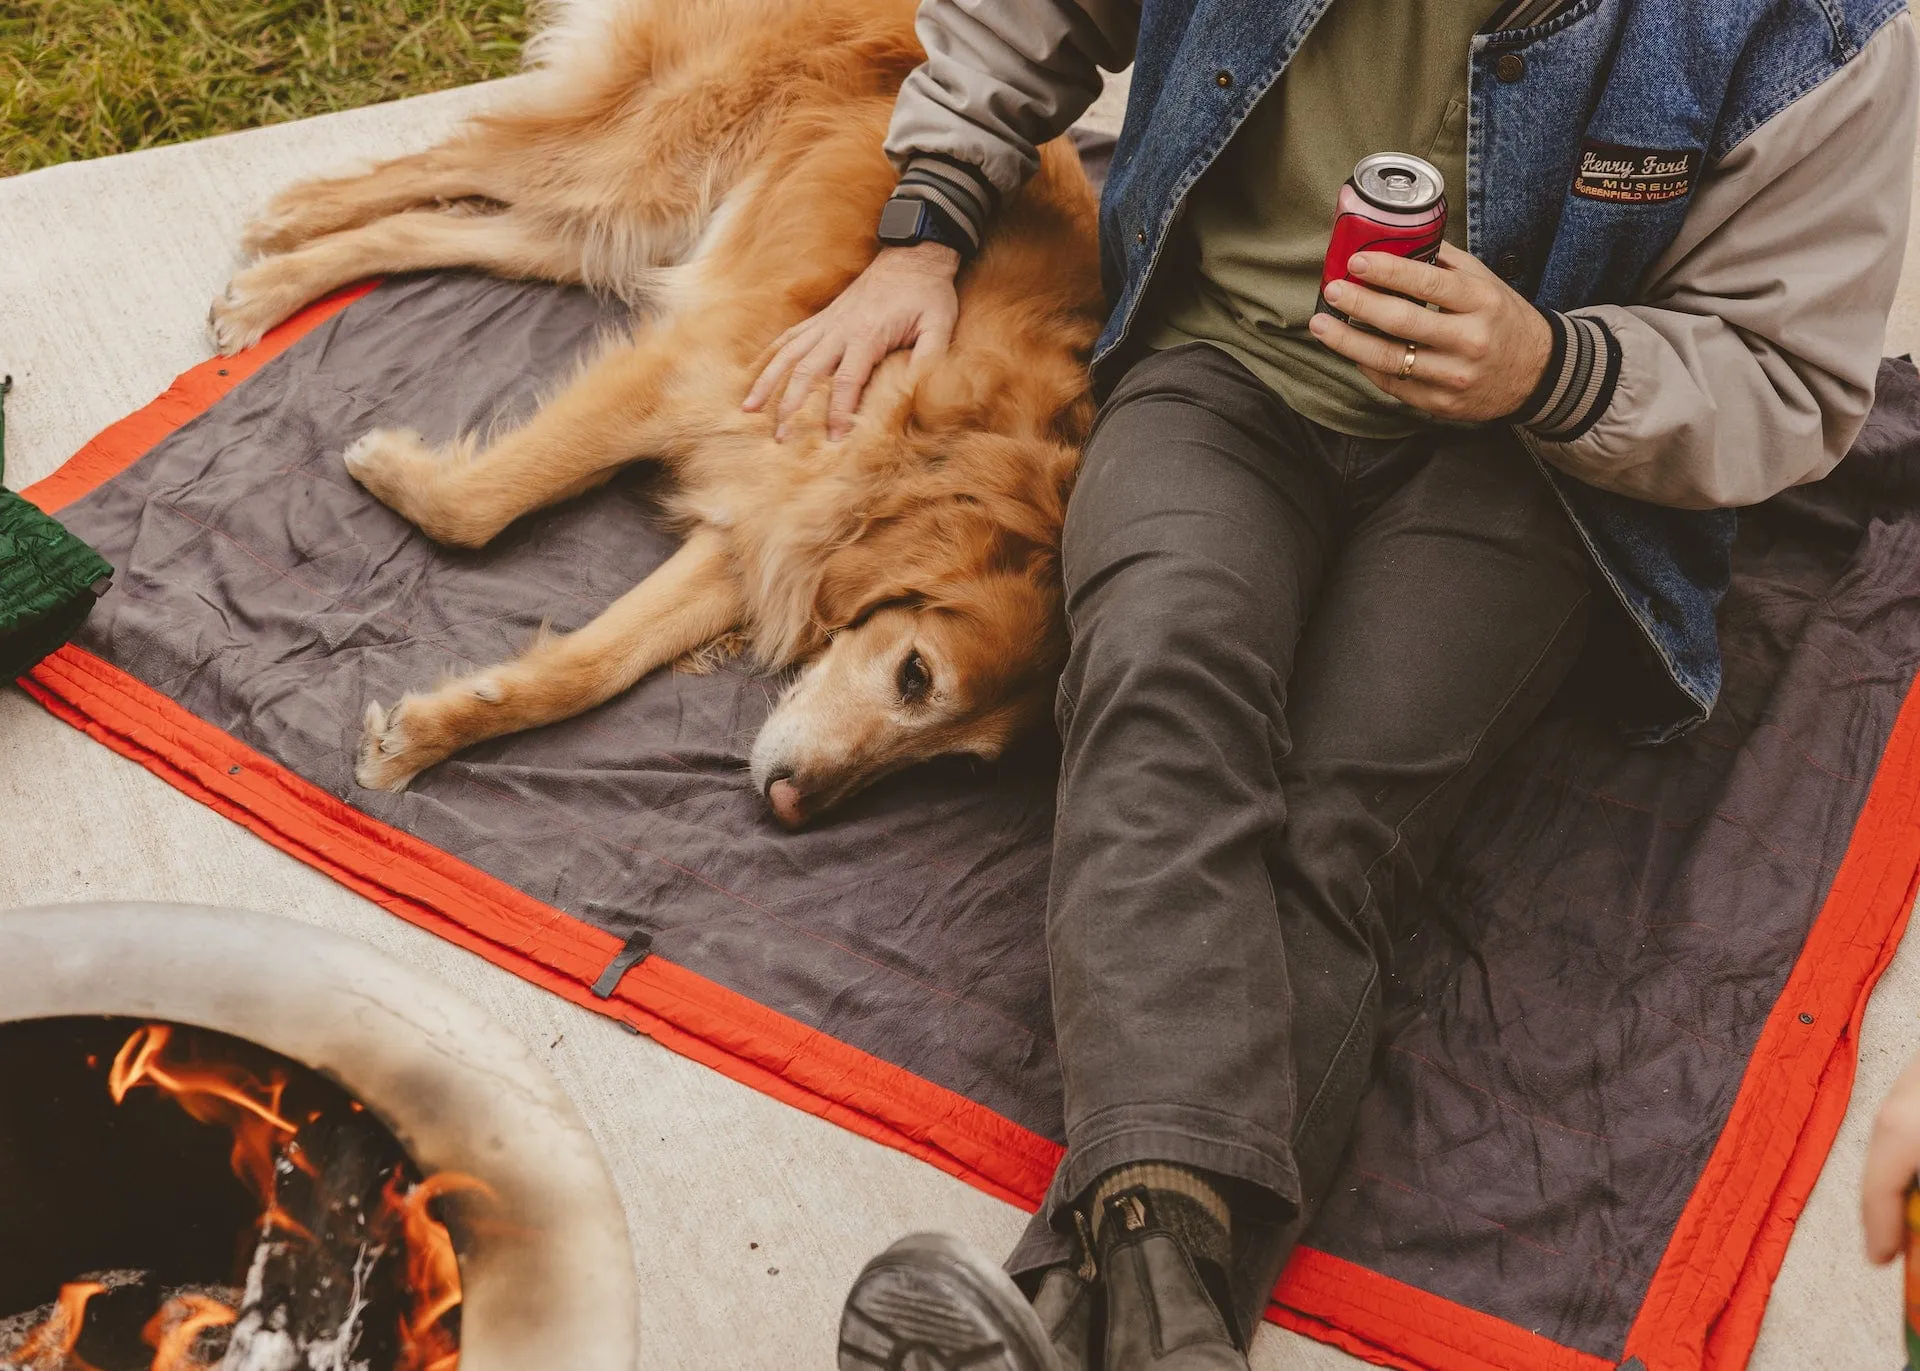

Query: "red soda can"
(1316, 152), (1448, 325)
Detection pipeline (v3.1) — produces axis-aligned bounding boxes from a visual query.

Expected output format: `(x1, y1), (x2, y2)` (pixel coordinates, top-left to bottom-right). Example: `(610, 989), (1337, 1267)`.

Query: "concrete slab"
(1, 68), (1916, 1371)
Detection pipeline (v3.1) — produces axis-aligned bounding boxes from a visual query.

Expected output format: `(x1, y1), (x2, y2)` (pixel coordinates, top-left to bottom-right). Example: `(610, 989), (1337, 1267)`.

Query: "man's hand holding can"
(1310, 243), (1555, 424)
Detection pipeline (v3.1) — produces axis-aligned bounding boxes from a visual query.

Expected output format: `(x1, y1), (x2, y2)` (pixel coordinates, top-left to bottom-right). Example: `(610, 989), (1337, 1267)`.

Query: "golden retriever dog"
(207, 0), (1102, 828)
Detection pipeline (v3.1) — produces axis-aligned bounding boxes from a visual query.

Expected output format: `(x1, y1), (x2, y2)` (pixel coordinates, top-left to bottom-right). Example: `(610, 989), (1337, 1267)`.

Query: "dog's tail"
(522, 0), (634, 74)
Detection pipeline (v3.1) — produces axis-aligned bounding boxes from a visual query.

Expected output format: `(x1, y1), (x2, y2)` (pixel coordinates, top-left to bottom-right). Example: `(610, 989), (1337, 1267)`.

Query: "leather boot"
(1096, 1188), (1247, 1370)
(1026, 1212), (1101, 1371)
(838, 1231), (1064, 1371)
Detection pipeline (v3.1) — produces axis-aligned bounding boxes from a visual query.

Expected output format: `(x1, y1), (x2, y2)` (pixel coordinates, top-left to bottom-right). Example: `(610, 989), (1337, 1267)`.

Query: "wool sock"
(1088, 1160), (1232, 1276)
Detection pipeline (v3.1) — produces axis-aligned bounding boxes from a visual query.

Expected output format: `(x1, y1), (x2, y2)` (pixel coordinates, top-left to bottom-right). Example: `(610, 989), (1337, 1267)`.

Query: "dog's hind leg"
(356, 528), (740, 791)
(241, 142), (505, 259)
(210, 207), (585, 354)
(344, 331), (689, 548)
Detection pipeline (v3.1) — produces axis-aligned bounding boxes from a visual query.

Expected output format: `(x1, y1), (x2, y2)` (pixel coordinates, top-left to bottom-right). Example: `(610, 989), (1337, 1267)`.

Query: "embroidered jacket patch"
(1571, 142), (1700, 204)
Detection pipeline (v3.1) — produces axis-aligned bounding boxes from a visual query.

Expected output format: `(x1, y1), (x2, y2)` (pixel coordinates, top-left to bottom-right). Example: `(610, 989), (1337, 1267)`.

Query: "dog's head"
(748, 429), (1079, 829)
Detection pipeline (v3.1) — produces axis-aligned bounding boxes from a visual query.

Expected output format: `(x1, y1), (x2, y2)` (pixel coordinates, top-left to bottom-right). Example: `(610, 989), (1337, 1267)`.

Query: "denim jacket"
(885, 0), (1916, 741)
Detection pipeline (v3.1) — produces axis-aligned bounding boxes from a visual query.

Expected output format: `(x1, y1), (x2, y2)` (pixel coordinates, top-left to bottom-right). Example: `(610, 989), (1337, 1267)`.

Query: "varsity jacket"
(882, 0), (1918, 740)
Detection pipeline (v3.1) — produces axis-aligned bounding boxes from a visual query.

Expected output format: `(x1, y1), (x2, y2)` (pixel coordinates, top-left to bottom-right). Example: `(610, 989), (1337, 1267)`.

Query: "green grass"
(0, 1), (534, 177)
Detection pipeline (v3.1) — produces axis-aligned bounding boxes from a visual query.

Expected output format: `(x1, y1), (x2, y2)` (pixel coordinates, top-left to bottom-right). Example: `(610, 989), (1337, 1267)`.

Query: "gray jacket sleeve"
(882, 0), (1139, 251)
(1514, 15), (1919, 510)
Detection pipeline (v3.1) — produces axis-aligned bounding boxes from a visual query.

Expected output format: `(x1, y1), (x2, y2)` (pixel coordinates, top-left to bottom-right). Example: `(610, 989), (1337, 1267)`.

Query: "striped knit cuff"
(891, 153), (997, 254)
(1513, 309), (1622, 443)
(1488, 0), (1570, 30)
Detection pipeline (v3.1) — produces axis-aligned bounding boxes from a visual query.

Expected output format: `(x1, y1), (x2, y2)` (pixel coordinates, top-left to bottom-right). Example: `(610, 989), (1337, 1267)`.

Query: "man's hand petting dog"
(1309, 242), (1552, 423)
(743, 241), (961, 441)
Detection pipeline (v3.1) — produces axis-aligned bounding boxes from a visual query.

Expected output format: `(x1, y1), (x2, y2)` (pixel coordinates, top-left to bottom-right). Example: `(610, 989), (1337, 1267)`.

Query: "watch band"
(876, 195), (977, 260)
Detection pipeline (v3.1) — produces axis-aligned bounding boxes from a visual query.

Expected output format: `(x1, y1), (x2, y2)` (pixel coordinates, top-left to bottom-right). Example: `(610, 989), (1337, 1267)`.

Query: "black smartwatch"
(877, 196), (975, 259)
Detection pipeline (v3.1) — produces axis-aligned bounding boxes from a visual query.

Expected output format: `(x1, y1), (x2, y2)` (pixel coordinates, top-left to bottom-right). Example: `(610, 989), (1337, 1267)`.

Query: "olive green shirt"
(1143, 0), (1498, 438)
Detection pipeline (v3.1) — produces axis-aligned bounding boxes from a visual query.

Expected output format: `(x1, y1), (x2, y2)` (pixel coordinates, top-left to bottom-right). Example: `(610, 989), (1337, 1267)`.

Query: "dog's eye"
(897, 650), (931, 704)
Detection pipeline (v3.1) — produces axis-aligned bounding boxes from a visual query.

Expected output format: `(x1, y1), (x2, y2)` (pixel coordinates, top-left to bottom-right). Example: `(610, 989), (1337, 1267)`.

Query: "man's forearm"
(1518, 15), (1918, 510)
(882, 0), (1139, 245)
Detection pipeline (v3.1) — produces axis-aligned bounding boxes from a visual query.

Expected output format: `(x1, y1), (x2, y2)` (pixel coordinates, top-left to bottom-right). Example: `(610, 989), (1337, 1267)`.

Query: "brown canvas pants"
(1007, 343), (1594, 1341)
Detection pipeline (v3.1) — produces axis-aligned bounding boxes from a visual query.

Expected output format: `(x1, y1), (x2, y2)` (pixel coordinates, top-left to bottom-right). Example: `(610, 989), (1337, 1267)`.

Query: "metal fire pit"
(0, 902), (640, 1371)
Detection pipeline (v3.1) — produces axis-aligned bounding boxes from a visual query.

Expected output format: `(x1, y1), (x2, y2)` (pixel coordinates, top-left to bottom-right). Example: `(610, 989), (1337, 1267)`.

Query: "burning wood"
(0, 1025), (486, 1371)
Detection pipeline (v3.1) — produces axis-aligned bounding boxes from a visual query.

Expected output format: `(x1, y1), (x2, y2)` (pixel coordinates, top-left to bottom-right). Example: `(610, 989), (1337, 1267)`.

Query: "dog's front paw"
(207, 262), (303, 356)
(344, 426), (435, 517)
(343, 428), (424, 490)
(356, 698), (440, 791)
(344, 429), (490, 546)
(207, 286), (256, 357)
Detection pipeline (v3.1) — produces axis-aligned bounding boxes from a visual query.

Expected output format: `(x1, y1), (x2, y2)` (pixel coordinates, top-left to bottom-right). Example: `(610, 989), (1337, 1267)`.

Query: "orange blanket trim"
(21, 645), (1062, 1212)
(1270, 1249), (1615, 1371)
(21, 283), (1920, 1371)
(20, 283), (378, 514)
(1623, 664), (1920, 1370)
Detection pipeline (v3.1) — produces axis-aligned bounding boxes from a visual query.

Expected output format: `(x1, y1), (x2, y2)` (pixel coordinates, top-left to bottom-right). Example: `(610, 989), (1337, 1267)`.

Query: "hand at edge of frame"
(1864, 1049), (1920, 1264)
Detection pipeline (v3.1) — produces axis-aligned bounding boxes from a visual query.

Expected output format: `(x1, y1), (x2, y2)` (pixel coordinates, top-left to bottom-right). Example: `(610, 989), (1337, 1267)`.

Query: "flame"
(382, 1171), (496, 1371)
(141, 1295), (236, 1371)
(20, 1027), (484, 1371)
(108, 1025), (314, 1238)
(9, 1281), (105, 1370)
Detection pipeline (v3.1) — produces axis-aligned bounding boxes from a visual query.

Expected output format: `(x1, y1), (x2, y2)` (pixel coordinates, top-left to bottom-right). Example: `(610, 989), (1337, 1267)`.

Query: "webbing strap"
(0, 374), (12, 487)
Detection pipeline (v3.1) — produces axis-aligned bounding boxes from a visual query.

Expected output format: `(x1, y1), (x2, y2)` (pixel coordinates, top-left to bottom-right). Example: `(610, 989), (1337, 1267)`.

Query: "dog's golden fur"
(211, 0), (1102, 826)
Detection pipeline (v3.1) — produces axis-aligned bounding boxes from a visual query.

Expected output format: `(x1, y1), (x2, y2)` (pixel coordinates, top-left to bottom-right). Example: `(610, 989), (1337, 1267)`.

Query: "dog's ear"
(815, 528), (921, 631)
(817, 493), (1010, 628)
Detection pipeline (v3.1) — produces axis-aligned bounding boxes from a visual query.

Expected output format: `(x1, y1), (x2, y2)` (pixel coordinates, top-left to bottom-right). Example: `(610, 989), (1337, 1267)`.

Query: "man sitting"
(742, 1), (1920, 1367)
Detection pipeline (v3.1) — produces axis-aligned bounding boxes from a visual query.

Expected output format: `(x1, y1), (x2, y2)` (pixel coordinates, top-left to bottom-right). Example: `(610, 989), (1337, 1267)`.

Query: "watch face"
(877, 198), (928, 244)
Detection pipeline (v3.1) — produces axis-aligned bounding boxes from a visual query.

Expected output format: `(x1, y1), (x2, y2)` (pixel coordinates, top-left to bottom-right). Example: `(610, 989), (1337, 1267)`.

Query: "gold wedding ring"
(1398, 341), (1419, 381)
